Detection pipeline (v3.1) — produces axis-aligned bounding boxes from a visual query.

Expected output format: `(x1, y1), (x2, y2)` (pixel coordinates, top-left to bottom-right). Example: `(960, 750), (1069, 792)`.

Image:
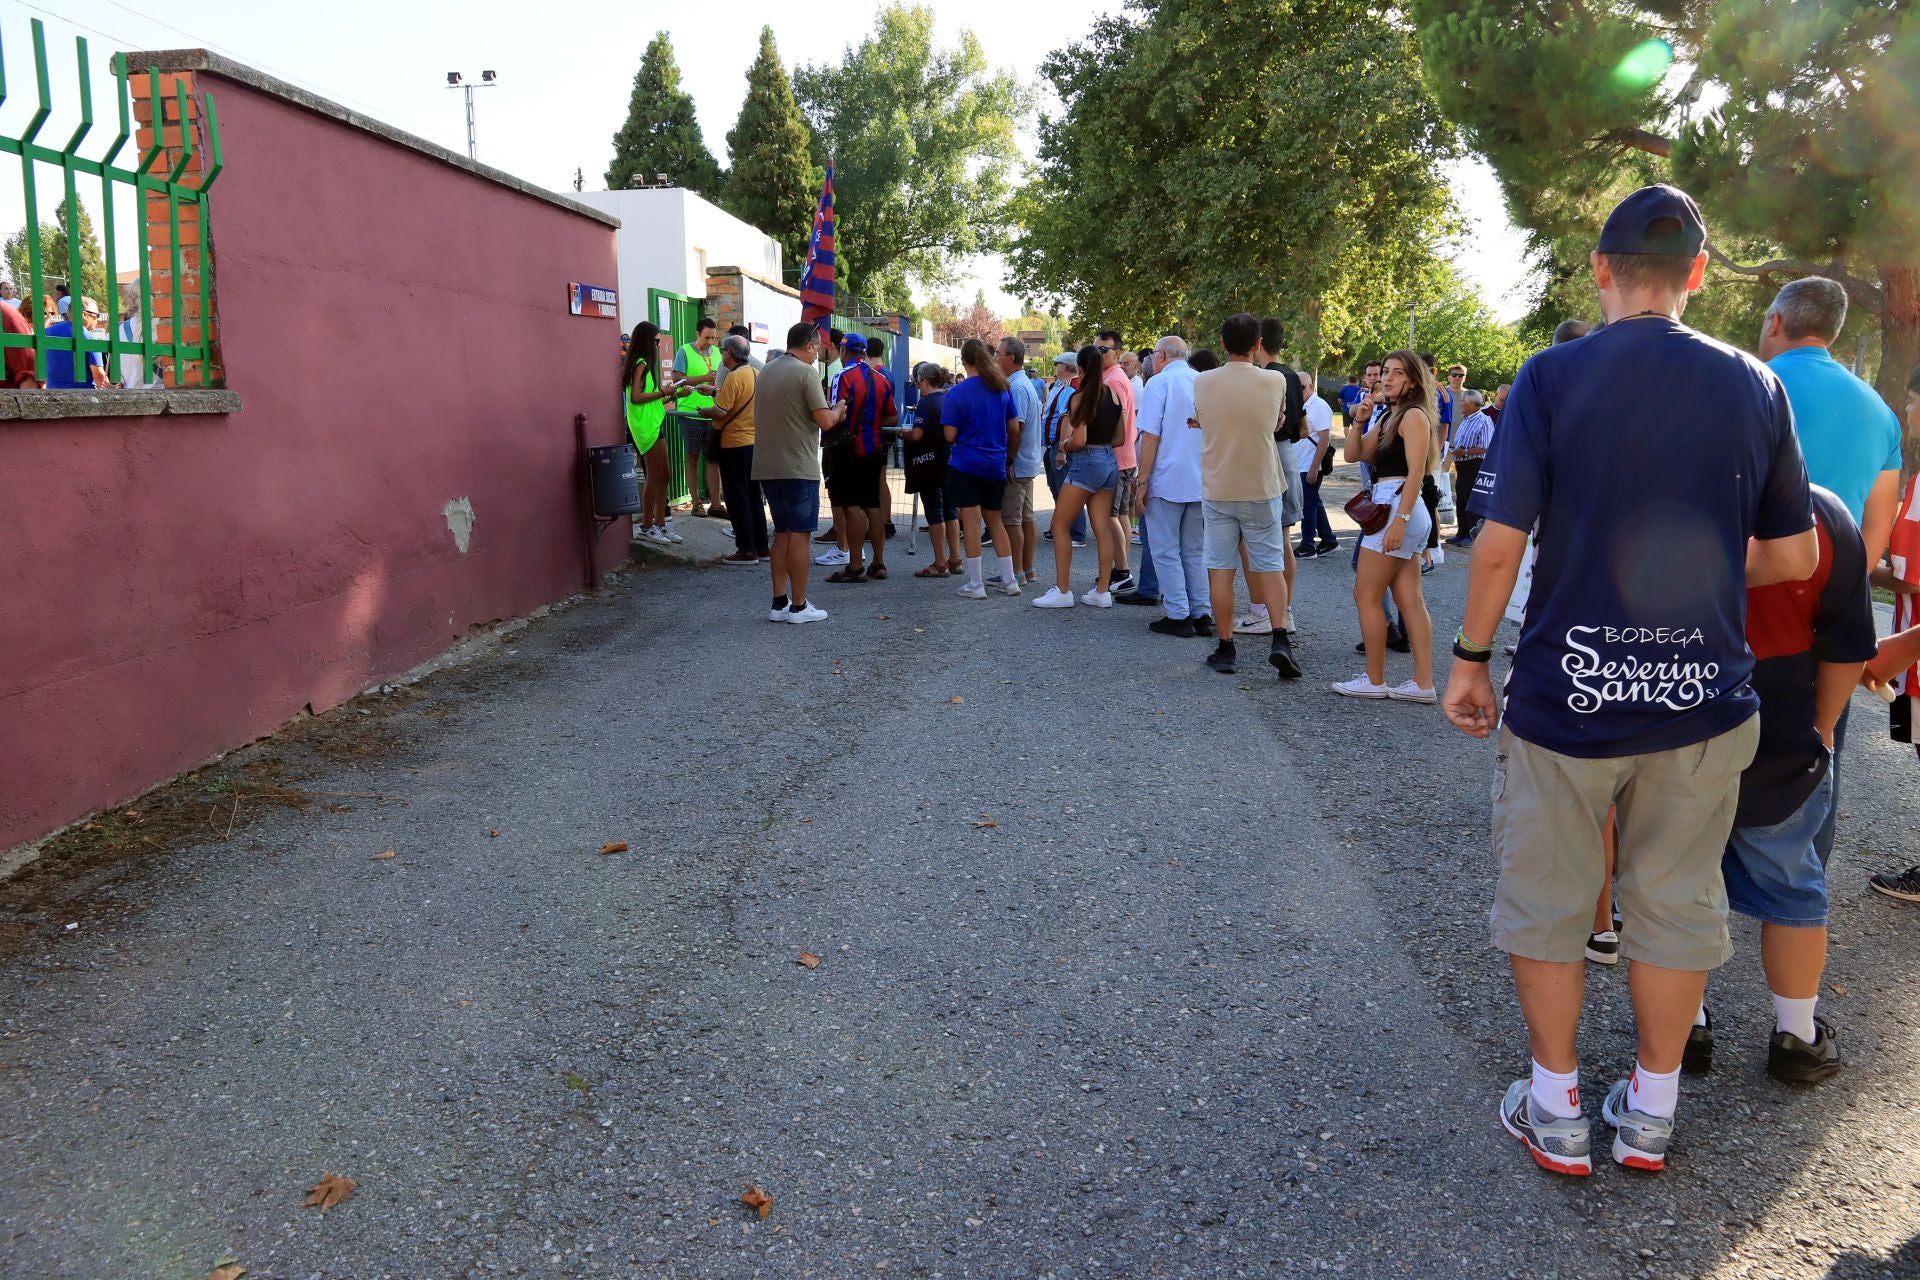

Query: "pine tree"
(606, 33), (722, 197)
(720, 27), (817, 269)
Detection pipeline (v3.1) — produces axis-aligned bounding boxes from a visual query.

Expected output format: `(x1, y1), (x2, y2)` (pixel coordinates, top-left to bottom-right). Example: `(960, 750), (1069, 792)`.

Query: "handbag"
(1344, 487), (1391, 536)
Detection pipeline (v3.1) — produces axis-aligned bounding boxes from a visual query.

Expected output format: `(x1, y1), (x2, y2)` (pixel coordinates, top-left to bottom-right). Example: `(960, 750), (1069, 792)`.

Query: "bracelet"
(1454, 628), (1493, 653)
(1452, 638), (1493, 664)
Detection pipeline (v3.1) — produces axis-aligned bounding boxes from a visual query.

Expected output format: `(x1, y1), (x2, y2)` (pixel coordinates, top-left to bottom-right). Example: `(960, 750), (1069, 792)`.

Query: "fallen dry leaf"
(877, 614), (891, 620)
(488, 829), (500, 838)
(322, 803), (354, 814)
(370, 850), (396, 861)
(1829, 982), (1848, 996)
(797, 952), (822, 969)
(972, 820), (998, 829)
(741, 1186), (773, 1220)
(456, 999), (472, 1008)
(208, 1267), (247, 1280)
(599, 841), (629, 855)
(303, 1172), (356, 1210)
(948, 696), (965, 705)
(913, 626), (926, 634)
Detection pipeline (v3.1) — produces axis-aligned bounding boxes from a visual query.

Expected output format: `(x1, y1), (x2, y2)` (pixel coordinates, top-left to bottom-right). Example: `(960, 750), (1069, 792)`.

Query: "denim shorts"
(1358, 479), (1433, 560)
(1279, 447), (1303, 526)
(677, 413), (713, 456)
(761, 478), (821, 535)
(1065, 445), (1119, 494)
(1723, 769), (1834, 927)
(1202, 497), (1286, 572)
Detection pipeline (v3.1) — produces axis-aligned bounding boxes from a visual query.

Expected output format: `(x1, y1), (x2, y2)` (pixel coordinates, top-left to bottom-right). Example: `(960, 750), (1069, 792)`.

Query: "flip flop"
(868, 564), (888, 580)
(827, 568), (868, 583)
(915, 564), (949, 578)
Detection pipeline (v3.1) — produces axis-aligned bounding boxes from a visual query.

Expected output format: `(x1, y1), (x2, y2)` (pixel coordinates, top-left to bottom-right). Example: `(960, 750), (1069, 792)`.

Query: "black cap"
(1597, 184), (1707, 257)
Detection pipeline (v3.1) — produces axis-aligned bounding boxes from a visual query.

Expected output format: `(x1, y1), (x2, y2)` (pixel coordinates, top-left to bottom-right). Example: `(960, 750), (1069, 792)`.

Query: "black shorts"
(825, 450), (885, 509)
(947, 465), (1006, 512)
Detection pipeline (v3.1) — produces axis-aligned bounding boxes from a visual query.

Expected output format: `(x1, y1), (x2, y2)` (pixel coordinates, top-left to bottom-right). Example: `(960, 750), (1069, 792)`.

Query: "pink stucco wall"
(0, 72), (625, 853)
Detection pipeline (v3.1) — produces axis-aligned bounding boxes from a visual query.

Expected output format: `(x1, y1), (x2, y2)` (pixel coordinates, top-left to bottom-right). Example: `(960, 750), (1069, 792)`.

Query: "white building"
(574, 187), (786, 334)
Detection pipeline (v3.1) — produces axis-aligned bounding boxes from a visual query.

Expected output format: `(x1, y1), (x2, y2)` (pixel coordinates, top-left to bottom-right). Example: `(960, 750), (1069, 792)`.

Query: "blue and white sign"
(568, 282), (619, 318)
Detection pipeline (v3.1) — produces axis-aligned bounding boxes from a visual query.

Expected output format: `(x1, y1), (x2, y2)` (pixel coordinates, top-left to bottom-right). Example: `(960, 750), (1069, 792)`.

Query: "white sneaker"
(1033, 587), (1075, 609)
(1332, 674), (1392, 699)
(1235, 612), (1273, 635)
(784, 602), (829, 624)
(1284, 608), (1298, 634)
(993, 577), (1022, 596)
(639, 525), (670, 545)
(767, 606), (788, 623)
(1081, 589), (1114, 609)
(814, 547), (850, 566)
(1386, 679), (1436, 704)
(955, 582), (988, 600)
(661, 522), (686, 544)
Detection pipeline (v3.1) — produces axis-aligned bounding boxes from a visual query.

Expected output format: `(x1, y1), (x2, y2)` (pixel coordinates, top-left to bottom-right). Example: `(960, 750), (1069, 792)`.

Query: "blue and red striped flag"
(798, 165), (836, 328)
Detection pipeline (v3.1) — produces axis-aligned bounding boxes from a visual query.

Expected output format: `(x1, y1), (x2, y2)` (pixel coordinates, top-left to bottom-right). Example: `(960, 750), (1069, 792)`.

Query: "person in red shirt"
(2, 294), (39, 388)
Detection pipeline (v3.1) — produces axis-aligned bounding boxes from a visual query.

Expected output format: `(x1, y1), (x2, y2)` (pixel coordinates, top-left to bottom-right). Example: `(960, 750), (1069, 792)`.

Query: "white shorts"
(1359, 479), (1432, 560)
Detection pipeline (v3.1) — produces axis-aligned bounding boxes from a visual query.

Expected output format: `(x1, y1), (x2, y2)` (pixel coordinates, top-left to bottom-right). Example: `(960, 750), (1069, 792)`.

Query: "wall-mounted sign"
(750, 321), (769, 345)
(568, 282), (618, 318)
(656, 296), (671, 332)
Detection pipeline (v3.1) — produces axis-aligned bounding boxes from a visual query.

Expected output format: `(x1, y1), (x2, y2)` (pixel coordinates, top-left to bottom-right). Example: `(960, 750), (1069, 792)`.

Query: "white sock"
(1627, 1061), (1680, 1119)
(965, 556), (983, 589)
(1693, 1003), (1708, 1028)
(1251, 603), (1270, 620)
(1772, 993), (1819, 1042)
(1530, 1060), (1582, 1119)
(999, 560), (1017, 586)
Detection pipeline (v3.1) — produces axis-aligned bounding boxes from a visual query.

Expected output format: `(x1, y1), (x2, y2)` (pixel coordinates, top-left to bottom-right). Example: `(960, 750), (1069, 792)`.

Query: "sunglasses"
(1096, 345), (1114, 353)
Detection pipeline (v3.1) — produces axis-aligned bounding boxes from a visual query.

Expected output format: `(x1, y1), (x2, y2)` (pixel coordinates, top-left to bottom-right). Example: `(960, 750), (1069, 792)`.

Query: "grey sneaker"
(1498, 1079), (1591, 1177)
(1601, 1078), (1673, 1172)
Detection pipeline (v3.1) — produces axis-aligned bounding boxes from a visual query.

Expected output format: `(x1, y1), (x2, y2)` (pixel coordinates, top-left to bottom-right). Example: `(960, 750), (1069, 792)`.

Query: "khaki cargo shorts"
(1003, 476), (1036, 526)
(1489, 715), (1759, 970)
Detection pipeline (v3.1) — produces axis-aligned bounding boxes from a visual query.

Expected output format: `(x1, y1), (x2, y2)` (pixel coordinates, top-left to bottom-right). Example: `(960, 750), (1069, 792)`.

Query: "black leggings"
(714, 444), (770, 555)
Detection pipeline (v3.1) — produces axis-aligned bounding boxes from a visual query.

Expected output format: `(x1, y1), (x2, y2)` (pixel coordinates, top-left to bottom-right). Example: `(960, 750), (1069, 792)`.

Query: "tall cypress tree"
(606, 32), (722, 197)
(720, 27), (818, 269)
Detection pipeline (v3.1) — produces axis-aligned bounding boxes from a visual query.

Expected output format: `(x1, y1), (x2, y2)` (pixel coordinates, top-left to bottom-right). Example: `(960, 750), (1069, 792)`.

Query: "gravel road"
(4, 493), (1919, 1279)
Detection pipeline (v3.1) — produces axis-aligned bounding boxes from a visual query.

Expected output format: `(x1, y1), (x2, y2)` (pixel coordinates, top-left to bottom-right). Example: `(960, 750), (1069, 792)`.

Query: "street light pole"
(445, 70), (498, 161)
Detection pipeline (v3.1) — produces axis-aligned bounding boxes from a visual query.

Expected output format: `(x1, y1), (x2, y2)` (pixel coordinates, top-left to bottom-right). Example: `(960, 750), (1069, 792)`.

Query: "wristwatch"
(1393, 510), (1411, 521)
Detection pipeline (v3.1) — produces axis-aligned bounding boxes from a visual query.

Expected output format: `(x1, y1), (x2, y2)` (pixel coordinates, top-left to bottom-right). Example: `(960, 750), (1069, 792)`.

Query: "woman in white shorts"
(1335, 349), (1438, 702)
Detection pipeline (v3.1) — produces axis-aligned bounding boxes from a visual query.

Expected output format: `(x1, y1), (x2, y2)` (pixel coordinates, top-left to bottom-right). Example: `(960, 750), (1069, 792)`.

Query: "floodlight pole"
(445, 71), (498, 161)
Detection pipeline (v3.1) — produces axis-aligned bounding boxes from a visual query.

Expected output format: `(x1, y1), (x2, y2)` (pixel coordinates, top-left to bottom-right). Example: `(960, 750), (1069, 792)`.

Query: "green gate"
(645, 287), (706, 508)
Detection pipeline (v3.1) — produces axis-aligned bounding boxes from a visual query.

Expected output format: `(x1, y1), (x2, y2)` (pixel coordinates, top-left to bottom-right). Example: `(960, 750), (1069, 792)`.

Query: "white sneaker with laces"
(955, 582), (988, 600)
(639, 525), (670, 545)
(1332, 674), (1392, 699)
(994, 578), (1022, 596)
(1235, 612), (1273, 635)
(767, 606), (788, 623)
(784, 602), (829, 624)
(1386, 679), (1436, 704)
(661, 523), (686, 544)
(1033, 587), (1075, 609)
(814, 547), (850, 566)
(1081, 589), (1114, 609)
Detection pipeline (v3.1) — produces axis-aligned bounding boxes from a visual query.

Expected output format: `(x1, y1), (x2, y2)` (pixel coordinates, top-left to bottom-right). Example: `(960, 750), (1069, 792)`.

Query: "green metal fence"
(646, 286), (704, 507)
(0, 19), (222, 387)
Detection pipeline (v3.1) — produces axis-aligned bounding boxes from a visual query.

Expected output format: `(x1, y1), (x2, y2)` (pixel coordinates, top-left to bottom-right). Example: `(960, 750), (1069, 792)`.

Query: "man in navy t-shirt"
(1442, 185), (1818, 1177)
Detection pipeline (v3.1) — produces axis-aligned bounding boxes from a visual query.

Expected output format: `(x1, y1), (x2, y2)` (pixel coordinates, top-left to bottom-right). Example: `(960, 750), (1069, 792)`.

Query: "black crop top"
(1372, 413), (1411, 478)
(1082, 394), (1122, 448)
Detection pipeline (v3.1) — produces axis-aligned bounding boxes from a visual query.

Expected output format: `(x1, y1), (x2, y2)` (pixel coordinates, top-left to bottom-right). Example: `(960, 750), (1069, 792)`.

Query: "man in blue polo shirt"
(1444, 185), (1818, 1177)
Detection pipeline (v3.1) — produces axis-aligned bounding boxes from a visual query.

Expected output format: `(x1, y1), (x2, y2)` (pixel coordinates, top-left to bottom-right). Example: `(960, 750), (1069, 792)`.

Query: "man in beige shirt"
(1190, 312), (1300, 679)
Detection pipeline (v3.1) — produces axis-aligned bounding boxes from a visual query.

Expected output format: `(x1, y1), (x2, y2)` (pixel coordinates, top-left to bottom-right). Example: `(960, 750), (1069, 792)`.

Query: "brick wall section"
(129, 70), (219, 387)
(703, 269), (744, 334)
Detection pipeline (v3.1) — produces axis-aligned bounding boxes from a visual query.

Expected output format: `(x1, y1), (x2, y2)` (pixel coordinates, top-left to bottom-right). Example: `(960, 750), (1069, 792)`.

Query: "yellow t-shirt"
(712, 365), (758, 448)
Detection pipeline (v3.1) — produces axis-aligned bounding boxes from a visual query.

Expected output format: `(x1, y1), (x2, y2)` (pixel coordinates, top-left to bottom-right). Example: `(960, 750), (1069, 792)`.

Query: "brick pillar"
(129, 70), (221, 387)
(705, 269), (744, 335)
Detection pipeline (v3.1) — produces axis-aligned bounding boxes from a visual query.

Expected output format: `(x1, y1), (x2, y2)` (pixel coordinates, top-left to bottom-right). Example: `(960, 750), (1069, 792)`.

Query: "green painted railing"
(0, 19), (222, 387)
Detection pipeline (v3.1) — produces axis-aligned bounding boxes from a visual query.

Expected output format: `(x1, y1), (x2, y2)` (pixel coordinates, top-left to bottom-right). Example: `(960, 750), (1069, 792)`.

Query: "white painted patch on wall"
(443, 497), (476, 554)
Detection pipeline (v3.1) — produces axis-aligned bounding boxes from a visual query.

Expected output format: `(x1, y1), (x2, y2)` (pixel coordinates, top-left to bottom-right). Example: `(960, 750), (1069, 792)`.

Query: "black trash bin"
(588, 443), (641, 516)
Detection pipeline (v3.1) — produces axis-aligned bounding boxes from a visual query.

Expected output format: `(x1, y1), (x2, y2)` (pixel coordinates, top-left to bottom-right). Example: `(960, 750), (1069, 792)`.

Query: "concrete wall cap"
(0, 388), (242, 419)
(122, 49), (620, 229)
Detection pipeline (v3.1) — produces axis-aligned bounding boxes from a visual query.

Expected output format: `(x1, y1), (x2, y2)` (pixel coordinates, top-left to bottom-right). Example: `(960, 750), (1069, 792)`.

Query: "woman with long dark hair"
(943, 337), (1023, 598)
(1335, 348), (1437, 701)
(622, 320), (681, 543)
(1033, 344), (1123, 609)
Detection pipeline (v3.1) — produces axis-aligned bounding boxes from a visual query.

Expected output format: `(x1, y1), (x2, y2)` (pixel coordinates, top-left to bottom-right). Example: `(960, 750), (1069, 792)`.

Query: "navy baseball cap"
(1597, 184), (1707, 257)
(841, 333), (868, 353)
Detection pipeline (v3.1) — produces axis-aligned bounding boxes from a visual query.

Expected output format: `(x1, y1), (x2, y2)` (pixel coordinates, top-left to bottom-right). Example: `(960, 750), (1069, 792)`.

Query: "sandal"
(915, 564), (950, 578)
(947, 561), (963, 575)
(827, 567), (868, 583)
(868, 563), (888, 580)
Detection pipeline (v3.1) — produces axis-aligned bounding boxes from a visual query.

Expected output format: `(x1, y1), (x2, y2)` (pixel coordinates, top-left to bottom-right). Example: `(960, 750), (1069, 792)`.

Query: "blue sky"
(6, 0), (1539, 320)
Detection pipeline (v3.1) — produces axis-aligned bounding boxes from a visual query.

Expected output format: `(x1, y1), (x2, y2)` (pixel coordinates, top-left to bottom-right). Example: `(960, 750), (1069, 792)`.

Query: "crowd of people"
(0, 280), (168, 390)
(621, 182), (1920, 1180)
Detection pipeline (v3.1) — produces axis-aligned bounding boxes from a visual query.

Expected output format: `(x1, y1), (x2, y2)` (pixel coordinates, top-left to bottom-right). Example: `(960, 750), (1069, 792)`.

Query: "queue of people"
(1, 284), (168, 390)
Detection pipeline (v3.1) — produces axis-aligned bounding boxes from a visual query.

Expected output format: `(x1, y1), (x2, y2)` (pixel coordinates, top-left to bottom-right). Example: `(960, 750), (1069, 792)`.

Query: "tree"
(1340, 264), (1535, 389)
(720, 27), (818, 267)
(1009, 1), (1460, 370)
(607, 33), (722, 198)
(794, 4), (1029, 311)
(3, 198), (109, 306)
(929, 295), (1006, 348)
(1413, 1), (1920, 417)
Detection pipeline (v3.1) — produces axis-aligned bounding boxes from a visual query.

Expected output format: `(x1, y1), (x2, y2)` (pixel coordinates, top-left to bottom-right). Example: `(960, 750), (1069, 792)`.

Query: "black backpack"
(1268, 362), (1306, 443)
